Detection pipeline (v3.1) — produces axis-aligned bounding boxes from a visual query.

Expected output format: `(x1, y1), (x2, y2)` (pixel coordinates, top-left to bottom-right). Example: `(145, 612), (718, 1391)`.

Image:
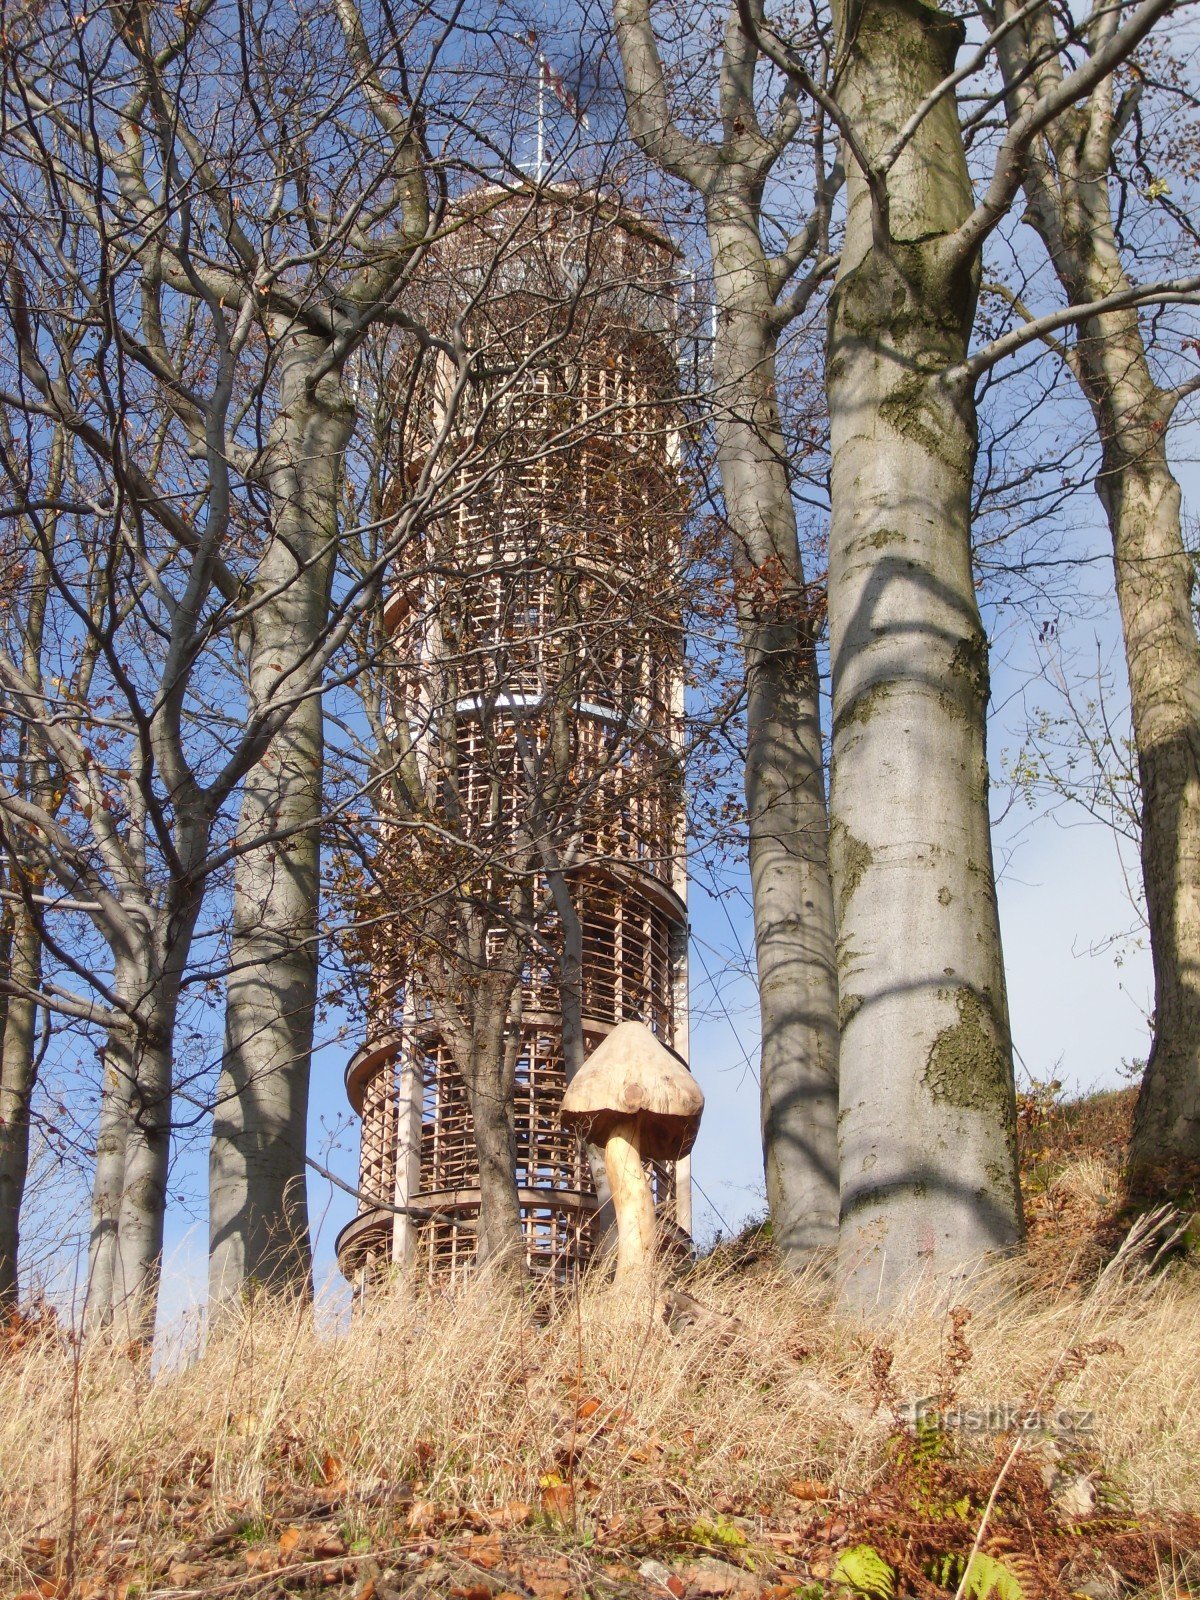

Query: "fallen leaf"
(168, 1563), (208, 1586)
(279, 1526), (305, 1560)
(676, 1557), (759, 1598)
(525, 1580), (572, 1600)
(629, 1432), (664, 1464)
(470, 1538), (504, 1569)
(490, 1500), (532, 1528)
(786, 1479), (831, 1501)
(577, 1397), (602, 1420)
(407, 1500), (439, 1533)
(539, 1481), (574, 1521)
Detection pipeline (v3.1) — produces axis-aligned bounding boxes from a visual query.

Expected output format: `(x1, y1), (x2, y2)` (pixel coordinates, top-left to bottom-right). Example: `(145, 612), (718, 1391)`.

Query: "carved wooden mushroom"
(560, 1020), (703, 1284)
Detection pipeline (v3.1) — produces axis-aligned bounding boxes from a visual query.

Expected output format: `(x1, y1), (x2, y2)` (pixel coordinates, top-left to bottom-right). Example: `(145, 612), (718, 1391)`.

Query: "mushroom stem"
(603, 1116), (658, 1283)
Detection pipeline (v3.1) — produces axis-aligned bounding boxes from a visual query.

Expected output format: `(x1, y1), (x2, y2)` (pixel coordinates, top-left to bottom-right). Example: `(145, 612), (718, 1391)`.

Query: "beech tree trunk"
(111, 1015), (177, 1342)
(85, 953), (149, 1331)
(826, 0), (1022, 1310)
(0, 900), (40, 1309)
(611, 0), (841, 1268)
(208, 334), (354, 1308)
(88, 932), (197, 1339)
(1103, 391), (1200, 1197)
(1073, 288), (1200, 1197)
(995, 19), (1200, 1198)
(456, 978), (525, 1275)
(709, 207), (840, 1258)
(469, 1061), (524, 1274)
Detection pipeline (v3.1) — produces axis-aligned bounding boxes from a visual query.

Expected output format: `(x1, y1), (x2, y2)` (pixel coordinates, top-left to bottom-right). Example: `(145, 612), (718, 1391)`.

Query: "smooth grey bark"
(613, 0), (841, 1265)
(464, 993), (525, 1274)
(86, 951), (163, 1335)
(206, 0), (432, 1307)
(421, 911), (529, 1276)
(1112, 390), (1200, 1198)
(0, 899), (41, 1309)
(826, 0), (1022, 1310)
(110, 994), (183, 1340)
(87, 905), (203, 1340)
(208, 334), (353, 1307)
(86, 991), (138, 1333)
(995, 4), (1200, 1200)
(712, 231), (840, 1256)
(0, 526), (53, 1310)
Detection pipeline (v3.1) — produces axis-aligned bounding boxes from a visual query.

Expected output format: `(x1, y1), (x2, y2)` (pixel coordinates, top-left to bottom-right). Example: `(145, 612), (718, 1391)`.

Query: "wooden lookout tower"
(336, 189), (693, 1289)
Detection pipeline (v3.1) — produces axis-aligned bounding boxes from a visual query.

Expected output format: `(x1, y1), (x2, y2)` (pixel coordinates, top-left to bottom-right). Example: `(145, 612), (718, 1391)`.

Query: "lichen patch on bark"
(833, 679), (892, 739)
(838, 991), (865, 1030)
(923, 986), (1008, 1114)
(831, 818), (873, 925)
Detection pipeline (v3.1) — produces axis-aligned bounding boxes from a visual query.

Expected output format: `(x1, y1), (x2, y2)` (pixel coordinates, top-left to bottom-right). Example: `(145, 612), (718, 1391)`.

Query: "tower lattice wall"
(336, 189), (692, 1289)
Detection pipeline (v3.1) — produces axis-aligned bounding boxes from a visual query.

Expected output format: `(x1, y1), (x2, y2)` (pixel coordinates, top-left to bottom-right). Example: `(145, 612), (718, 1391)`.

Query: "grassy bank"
(3, 1096), (1199, 1599)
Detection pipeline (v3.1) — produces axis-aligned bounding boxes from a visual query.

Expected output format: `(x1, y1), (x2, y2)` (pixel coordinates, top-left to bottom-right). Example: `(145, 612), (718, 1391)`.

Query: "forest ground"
(4, 1087), (1199, 1600)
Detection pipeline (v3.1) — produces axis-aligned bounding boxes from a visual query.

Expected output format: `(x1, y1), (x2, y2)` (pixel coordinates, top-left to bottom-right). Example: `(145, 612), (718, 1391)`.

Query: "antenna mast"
(536, 55), (546, 181)
(516, 36), (588, 181)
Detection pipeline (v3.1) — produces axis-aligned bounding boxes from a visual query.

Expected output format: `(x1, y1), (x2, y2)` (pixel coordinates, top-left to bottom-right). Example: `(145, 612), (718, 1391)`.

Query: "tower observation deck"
(336, 188), (692, 1288)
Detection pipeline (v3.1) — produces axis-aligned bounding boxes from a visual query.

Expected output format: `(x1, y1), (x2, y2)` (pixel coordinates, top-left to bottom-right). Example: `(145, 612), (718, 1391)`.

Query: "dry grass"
(2, 1090), (1196, 1596)
(1, 1225), (1198, 1598)
(1017, 1085), (1137, 1286)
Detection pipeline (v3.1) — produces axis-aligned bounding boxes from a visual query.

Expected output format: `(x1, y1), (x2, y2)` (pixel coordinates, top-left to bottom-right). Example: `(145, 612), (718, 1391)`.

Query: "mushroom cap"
(560, 1020), (704, 1163)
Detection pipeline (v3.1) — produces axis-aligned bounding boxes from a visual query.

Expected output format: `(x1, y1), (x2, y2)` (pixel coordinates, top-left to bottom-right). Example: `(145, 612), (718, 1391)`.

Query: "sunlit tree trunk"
(0, 899), (40, 1309)
(467, 1024), (524, 1275)
(111, 1009), (177, 1343)
(613, 0), (841, 1265)
(1079, 298), (1200, 1201)
(709, 213), (840, 1256)
(85, 953), (149, 1332)
(87, 932), (197, 1340)
(995, 9), (1200, 1199)
(826, 0), (1022, 1310)
(208, 335), (354, 1308)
